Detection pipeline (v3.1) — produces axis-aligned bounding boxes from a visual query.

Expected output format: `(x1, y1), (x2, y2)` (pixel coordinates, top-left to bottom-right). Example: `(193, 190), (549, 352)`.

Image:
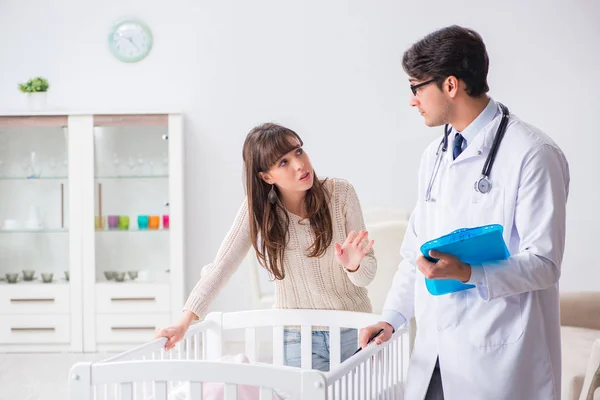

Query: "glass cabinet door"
(92, 115), (170, 284)
(0, 116), (70, 285)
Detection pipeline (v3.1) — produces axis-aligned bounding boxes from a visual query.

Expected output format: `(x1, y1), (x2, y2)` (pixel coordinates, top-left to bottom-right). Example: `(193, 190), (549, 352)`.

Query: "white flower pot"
(27, 92), (47, 111)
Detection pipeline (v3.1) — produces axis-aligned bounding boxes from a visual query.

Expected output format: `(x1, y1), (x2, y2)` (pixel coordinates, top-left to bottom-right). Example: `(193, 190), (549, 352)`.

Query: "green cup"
(118, 215), (130, 230)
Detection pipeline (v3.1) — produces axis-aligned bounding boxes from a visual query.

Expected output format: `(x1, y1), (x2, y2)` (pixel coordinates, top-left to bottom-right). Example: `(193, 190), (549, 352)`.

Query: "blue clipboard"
(420, 224), (510, 296)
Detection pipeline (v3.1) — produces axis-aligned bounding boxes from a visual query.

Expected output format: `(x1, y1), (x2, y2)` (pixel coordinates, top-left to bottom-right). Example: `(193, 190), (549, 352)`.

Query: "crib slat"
(119, 383), (133, 400)
(390, 342), (394, 396)
(189, 382), (203, 399)
(389, 345), (394, 399)
(329, 326), (341, 368)
(392, 339), (397, 394)
(273, 326), (284, 365)
(366, 356), (375, 399)
(347, 371), (352, 400)
(382, 347), (390, 400)
(224, 383), (237, 400)
(259, 387), (273, 400)
(354, 368), (359, 400)
(342, 375), (350, 399)
(203, 330), (209, 360)
(383, 346), (388, 399)
(351, 369), (356, 400)
(154, 381), (168, 400)
(300, 325), (312, 369)
(377, 352), (382, 398)
(347, 370), (352, 400)
(389, 342), (396, 399)
(358, 363), (363, 400)
(194, 334), (201, 360)
(186, 337), (192, 359)
(245, 327), (257, 362)
(402, 335), (408, 382)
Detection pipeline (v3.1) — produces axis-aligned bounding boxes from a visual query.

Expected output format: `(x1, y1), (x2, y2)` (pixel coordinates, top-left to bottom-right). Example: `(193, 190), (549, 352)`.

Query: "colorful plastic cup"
(118, 216), (130, 230)
(149, 216), (160, 230)
(95, 216), (105, 230)
(138, 215), (149, 230)
(107, 215), (119, 230)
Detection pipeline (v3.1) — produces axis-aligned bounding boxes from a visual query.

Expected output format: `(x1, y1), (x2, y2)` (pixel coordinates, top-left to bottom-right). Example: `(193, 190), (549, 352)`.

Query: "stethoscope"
(425, 103), (510, 202)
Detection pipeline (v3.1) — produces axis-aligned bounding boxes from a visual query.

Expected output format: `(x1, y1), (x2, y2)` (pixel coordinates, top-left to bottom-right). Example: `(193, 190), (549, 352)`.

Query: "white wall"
(1, 0), (598, 314)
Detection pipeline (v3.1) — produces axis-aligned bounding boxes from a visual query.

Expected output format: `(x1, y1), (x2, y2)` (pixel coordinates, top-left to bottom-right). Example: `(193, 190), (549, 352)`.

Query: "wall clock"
(108, 20), (153, 63)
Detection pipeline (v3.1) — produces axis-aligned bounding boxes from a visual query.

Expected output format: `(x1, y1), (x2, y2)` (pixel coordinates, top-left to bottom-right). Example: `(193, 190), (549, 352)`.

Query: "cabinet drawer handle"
(111, 326), (156, 331)
(10, 298), (55, 303)
(11, 327), (56, 332)
(110, 297), (156, 302)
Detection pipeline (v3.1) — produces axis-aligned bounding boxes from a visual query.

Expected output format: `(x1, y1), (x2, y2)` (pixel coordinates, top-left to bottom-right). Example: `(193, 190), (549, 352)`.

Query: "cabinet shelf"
(95, 229), (168, 233)
(0, 176), (68, 181)
(0, 229), (68, 234)
(95, 175), (168, 180)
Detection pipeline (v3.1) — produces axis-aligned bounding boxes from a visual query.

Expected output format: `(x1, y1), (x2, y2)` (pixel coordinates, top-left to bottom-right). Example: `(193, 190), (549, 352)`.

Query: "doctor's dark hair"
(402, 25), (490, 97)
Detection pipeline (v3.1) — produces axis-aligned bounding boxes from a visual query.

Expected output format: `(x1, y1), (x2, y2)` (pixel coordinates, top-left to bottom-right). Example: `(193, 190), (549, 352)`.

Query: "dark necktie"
(453, 133), (465, 160)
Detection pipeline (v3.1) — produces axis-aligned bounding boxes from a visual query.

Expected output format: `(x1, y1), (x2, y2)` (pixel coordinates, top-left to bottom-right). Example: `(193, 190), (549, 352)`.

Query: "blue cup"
(137, 215), (149, 230)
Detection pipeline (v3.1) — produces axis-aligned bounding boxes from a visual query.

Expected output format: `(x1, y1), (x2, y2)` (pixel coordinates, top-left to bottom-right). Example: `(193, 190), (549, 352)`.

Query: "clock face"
(108, 20), (153, 62)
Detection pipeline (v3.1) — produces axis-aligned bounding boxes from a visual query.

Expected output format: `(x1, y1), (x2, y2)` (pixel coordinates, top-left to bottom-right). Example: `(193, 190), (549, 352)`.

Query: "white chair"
(365, 219), (409, 314)
(363, 207), (410, 228)
(246, 248), (275, 309)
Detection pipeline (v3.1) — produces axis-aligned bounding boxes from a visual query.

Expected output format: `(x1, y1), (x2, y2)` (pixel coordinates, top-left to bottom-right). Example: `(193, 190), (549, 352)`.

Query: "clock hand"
(125, 37), (140, 51)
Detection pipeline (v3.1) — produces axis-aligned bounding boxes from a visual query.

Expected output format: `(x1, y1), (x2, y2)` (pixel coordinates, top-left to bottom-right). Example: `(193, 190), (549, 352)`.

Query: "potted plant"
(18, 77), (50, 111)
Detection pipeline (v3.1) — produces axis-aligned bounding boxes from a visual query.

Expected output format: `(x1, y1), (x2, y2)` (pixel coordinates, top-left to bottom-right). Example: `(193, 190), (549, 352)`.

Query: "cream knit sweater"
(183, 178), (376, 319)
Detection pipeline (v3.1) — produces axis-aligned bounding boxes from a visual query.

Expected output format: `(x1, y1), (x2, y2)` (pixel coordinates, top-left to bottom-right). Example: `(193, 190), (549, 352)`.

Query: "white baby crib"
(69, 309), (410, 399)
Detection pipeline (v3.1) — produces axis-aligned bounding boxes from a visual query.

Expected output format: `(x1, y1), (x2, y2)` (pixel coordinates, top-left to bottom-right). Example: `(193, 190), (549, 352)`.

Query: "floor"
(0, 352), (115, 400)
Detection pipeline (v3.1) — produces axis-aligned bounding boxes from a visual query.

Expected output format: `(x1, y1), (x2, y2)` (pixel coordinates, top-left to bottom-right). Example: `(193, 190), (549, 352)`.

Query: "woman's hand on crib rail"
(155, 310), (196, 350)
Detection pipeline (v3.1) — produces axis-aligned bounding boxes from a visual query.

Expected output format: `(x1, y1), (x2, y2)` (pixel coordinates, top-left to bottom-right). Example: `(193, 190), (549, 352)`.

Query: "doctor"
(359, 25), (570, 399)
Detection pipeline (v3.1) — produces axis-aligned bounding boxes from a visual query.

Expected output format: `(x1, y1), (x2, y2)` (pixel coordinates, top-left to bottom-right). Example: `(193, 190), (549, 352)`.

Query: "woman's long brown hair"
(242, 123), (333, 280)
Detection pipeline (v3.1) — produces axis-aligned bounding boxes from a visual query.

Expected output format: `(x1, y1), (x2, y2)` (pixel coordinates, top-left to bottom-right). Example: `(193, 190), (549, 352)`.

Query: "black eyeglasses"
(410, 78), (437, 96)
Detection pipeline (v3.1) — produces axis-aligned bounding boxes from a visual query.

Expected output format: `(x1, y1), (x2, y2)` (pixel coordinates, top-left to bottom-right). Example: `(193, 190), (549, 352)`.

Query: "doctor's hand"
(335, 230), (374, 272)
(359, 321), (394, 348)
(417, 250), (472, 283)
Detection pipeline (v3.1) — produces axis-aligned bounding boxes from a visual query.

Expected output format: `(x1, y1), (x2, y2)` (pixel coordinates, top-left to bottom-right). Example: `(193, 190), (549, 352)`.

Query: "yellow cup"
(95, 216), (105, 230)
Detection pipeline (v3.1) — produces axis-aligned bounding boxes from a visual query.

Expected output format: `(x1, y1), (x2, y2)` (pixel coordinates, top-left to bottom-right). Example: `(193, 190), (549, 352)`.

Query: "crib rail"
(69, 310), (409, 399)
(70, 360), (326, 400)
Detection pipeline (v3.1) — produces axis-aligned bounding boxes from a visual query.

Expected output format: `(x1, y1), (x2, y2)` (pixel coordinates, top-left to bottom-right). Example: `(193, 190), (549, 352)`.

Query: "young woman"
(156, 122), (376, 371)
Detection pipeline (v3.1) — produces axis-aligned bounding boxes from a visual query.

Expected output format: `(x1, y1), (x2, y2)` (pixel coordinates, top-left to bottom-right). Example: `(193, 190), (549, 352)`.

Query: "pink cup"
(162, 215), (169, 230)
(107, 215), (119, 230)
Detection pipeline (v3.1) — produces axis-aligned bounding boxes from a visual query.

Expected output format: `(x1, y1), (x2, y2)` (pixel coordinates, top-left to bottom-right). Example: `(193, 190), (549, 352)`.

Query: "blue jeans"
(283, 328), (358, 372)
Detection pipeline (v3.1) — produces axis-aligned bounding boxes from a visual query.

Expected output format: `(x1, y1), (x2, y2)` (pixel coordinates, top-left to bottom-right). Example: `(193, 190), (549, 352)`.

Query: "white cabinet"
(95, 314), (171, 348)
(0, 315), (71, 345)
(0, 112), (185, 352)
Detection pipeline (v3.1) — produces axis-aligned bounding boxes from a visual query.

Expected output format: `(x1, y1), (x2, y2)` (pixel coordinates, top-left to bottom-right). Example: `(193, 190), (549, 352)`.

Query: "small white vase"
(27, 92), (47, 111)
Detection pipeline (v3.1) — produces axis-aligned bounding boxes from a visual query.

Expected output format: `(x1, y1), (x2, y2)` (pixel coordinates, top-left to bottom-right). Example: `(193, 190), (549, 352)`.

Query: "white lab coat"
(383, 103), (570, 400)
